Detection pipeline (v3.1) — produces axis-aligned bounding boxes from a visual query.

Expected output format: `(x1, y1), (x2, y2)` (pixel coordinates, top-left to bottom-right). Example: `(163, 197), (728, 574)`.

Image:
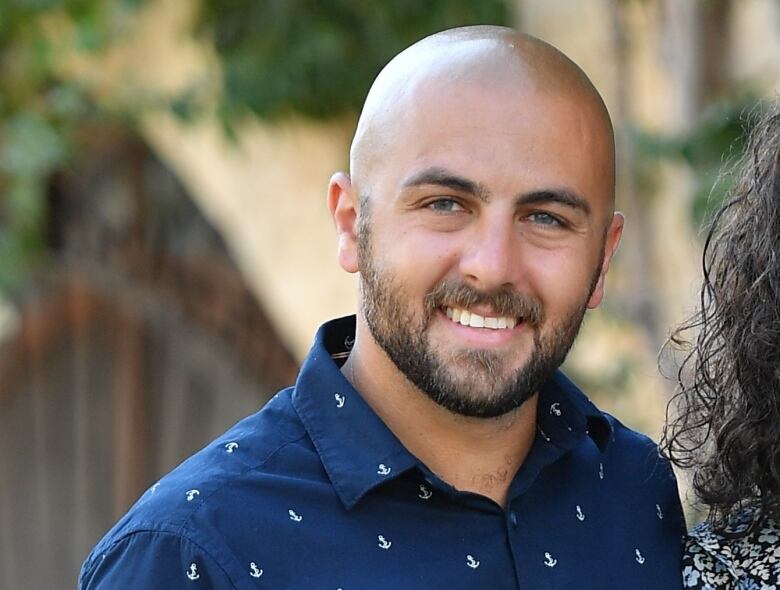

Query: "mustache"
(424, 281), (544, 326)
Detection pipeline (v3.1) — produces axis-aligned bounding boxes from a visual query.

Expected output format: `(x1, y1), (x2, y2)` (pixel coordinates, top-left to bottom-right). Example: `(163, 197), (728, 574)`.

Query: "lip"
(436, 309), (524, 348)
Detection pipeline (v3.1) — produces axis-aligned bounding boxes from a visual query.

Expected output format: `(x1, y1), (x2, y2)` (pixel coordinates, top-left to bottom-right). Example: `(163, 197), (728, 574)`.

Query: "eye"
(528, 212), (563, 227)
(426, 198), (465, 213)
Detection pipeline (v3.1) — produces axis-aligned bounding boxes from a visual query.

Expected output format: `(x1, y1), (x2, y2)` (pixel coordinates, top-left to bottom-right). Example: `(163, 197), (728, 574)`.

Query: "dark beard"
(357, 204), (599, 418)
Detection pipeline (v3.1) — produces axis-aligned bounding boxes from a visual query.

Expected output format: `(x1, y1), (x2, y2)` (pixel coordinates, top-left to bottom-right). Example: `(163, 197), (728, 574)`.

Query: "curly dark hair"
(662, 101), (780, 529)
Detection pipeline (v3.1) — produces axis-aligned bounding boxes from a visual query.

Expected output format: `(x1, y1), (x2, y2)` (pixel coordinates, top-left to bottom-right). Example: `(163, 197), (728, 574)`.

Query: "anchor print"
(186, 563), (200, 581)
(598, 463), (604, 480)
(575, 505), (585, 521)
(544, 552), (558, 568)
(635, 549), (645, 564)
(344, 335), (355, 350)
(656, 504), (664, 520)
(249, 562), (263, 578)
(466, 555), (480, 569)
(377, 535), (392, 549)
(288, 509), (303, 522)
(418, 484), (433, 500)
(224, 442), (239, 454)
(377, 463), (391, 476)
(549, 402), (562, 416)
(186, 489), (200, 502)
(335, 393), (345, 408)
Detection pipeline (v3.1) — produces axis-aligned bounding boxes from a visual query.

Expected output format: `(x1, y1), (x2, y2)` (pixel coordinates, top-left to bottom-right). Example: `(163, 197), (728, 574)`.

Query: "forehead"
(374, 75), (615, 214)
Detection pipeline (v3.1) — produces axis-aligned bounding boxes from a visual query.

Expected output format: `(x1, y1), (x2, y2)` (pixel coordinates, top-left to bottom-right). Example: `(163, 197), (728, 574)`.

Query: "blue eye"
(529, 212), (561, 226)
(427, 198), (465, 213)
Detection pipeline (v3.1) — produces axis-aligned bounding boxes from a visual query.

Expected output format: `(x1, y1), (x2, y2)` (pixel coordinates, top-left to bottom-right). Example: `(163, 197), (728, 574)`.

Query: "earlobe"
(327, 172), (360, 274)
(586, 212), (625, 309)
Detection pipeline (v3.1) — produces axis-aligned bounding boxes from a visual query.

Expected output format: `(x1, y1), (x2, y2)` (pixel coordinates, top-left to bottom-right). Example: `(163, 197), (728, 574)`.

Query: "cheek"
(379, 226), (460, 278)
(524, 248), (600, 309)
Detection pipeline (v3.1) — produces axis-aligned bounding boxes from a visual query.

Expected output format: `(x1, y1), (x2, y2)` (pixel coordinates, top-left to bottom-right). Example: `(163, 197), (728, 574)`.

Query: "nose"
(458, 216), (517, 291)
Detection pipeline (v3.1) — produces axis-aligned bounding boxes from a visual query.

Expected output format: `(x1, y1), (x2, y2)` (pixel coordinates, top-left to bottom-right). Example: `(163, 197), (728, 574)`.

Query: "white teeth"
(444, 307), (518, 330)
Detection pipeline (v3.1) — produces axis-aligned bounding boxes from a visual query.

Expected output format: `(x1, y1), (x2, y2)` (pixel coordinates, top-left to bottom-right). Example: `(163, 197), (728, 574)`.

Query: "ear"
(586, 212), (624, 309)
(327, 172), (360, 274)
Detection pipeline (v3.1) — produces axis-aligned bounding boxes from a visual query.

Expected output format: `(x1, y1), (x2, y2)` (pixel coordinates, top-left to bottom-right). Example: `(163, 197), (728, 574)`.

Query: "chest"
(218, 470), (683, 590)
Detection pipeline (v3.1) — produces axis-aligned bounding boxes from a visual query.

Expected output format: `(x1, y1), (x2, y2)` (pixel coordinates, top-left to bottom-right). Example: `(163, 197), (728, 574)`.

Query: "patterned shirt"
(79, 315), (685, 589)
(683, 511), (780, 589)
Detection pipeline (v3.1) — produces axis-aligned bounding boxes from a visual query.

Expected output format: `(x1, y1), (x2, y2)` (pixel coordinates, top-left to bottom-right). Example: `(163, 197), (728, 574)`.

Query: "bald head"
(350, 26), (615, 210)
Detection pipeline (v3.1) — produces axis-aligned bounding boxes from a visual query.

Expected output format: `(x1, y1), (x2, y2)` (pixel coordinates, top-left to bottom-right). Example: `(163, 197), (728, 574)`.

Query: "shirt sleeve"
(79, 530), (238, 590)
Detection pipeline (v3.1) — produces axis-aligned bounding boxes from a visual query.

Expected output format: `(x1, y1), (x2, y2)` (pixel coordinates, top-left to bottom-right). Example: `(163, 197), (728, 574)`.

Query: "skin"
(328, 27), (623, 507)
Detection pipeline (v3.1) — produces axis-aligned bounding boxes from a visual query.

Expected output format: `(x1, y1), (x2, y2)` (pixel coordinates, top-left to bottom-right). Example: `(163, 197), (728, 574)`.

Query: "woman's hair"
(662, 101), (780, 528)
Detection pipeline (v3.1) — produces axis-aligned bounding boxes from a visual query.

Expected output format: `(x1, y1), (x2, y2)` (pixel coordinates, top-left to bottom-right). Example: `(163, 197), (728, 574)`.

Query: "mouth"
(444, 306), (519, 330)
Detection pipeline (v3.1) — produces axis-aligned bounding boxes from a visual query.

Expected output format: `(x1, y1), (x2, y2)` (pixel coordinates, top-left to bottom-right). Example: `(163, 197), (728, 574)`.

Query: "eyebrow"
(516, 189), (591, 217)
(401, 168), (490, 202)
(401, 167), (592, 216)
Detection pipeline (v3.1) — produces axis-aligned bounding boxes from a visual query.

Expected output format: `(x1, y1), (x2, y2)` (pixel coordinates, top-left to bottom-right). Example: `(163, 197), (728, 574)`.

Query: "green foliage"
(0, 0), (146, 291)
(195, 0), (511, 124)
(632, 95), (762, 227)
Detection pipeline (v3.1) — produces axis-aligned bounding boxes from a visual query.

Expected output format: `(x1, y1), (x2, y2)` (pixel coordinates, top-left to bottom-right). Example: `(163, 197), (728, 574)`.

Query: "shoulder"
(604, 411), (676, 482)
(81, 387), (311, 588)
(684, 512), (780, 589)
(80, 529), (240, 589)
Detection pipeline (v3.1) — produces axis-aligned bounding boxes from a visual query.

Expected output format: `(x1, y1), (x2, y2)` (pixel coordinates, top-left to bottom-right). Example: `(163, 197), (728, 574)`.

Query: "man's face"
(347, 77), (621, 418)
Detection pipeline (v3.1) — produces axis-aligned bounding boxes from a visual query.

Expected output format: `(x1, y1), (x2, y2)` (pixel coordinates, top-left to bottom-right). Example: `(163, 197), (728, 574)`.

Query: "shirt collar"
(536, 370), (614, 454)
(292, 316), (614, 509)
(292, 316), (420, 510)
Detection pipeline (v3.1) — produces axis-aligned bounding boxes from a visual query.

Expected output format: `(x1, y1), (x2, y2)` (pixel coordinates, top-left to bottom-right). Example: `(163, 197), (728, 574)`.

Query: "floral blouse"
(683, 511), (780, 589)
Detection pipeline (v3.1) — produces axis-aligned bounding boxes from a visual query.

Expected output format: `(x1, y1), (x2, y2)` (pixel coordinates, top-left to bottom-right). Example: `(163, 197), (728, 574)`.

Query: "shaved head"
(350, 25), (615, 212)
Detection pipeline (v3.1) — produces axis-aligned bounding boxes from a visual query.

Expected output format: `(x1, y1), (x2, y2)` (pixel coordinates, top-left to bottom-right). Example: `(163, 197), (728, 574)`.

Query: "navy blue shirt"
(80, 316), (685, 589)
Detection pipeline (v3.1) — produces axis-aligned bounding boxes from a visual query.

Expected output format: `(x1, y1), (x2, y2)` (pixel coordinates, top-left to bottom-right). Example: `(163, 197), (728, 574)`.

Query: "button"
(509, 511), (518, 528)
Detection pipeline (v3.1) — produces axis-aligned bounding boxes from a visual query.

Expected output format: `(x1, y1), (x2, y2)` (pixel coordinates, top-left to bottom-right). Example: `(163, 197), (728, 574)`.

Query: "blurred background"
(1, 0), (779, 587)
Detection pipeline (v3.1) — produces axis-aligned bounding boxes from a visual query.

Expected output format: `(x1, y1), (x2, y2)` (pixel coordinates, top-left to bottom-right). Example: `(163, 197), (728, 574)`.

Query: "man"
(80, 26), (684, 589)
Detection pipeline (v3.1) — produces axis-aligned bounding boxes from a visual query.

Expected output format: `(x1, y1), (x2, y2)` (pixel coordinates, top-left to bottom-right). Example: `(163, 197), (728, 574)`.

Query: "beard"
(357, 204), (601, 419)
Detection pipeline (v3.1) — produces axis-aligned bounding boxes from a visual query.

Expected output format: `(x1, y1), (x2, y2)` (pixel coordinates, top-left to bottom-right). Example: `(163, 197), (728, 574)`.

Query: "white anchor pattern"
(335, 393), (345, 408)
(635, 549), (645, 564)
(249, 562), (263, 578)
(288, 509), (303, 522)
(186, 563), (200, 581)
(84, 439), (678, 587)
(418, 484), (433, 500)
(575, 505), (585, 521)
(83, 431), (680, 588)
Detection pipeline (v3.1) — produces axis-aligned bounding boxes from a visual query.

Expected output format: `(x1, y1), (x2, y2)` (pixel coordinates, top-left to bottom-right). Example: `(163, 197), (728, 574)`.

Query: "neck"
(342, 322), (538, 508)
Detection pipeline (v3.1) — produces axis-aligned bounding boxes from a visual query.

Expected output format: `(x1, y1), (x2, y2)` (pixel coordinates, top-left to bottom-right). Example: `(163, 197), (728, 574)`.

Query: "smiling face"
(330, 32), (623, 418)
